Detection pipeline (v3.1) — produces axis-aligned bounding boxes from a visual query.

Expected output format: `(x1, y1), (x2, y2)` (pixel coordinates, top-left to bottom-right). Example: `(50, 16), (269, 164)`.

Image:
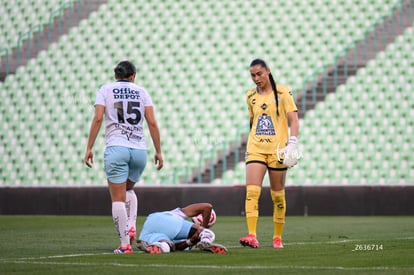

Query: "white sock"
(112, 201), (129, 246)
(153, 241), (171, 253)
(126, 189), (138, 231)
(199, 229), (215, 244)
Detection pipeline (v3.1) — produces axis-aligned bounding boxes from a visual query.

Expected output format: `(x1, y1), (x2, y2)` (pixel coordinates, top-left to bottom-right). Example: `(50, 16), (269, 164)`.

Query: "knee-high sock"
(245, 185), (261, 235)
(271, 189), (286, 238)
(112, 201), (129, 246)
(126, 189), (138, 231)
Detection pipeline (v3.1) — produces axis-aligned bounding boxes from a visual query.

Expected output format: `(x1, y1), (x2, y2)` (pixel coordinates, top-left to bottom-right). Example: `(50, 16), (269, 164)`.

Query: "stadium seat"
(0, 0), (408, 186)
(227, 23), (414, 185)
(0, 0), (79, 58)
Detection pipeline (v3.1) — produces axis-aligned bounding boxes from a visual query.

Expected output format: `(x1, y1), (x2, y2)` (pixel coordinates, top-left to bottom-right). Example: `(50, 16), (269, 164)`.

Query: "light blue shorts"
(139, 212), (193, 243)
(104, 146), (147, 184)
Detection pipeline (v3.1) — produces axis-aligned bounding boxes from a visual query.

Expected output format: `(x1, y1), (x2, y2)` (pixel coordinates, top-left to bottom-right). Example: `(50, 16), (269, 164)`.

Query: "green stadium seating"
(0, 0), (406, 186)
(0, 0), (79, 58)
(223, 23), (414, 185)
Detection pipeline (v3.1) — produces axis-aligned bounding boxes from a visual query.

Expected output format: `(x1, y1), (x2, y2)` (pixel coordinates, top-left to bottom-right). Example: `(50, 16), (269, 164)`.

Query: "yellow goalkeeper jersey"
(246, 84), (298, 154)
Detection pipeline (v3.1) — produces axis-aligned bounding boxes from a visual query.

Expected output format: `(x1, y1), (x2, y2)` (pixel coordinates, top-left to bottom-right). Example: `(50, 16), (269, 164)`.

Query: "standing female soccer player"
(84, 60), (163, 254)
(240, 59), (299, 249)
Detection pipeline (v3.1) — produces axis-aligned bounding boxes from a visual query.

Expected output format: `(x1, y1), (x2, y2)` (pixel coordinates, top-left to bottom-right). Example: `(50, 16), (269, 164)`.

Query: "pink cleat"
(128, 226), (137, 245)
(114, 244), (133, 254)
(273, 237), (284, 249)
(239, 234), (259, 248)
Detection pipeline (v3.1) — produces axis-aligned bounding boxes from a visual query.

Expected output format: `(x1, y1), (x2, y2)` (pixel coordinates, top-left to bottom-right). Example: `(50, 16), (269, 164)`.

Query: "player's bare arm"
(181, 203), (213, 228)
(287, 111), (299, 138)
(175, 225), (203, 251)
(144, 106), (163, 170)
(84, 105), (105, 168)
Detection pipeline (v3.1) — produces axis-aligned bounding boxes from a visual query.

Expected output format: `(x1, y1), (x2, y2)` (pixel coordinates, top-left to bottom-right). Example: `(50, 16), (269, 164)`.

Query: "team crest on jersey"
(256, 113), (275, 136)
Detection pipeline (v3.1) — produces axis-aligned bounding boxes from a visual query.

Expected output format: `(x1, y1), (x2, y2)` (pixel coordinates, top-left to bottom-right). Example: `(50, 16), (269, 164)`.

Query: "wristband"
(288, 136), (297, 144)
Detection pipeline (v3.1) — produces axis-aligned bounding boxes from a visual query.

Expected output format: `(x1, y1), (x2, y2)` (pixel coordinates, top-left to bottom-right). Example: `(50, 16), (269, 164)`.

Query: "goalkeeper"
(136, 203), (227, 254)
(240, 59), (300, 249)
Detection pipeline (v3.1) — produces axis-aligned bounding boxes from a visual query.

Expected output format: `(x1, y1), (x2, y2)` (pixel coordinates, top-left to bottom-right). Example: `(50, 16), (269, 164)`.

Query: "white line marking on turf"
(226, 239), (356, 249)
(0, 252), (113, 261)
(41, 252), (114, 259)
(0, 240), (354, 262)
(2, 236), (412, 261)
(1, 259), (414, 272)
(1, 236), (413, 272)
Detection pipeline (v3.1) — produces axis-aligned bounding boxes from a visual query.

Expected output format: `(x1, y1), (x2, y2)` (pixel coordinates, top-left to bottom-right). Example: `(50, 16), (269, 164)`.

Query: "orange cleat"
(146, 245), (162, 254)
(196, 242), (228, 254)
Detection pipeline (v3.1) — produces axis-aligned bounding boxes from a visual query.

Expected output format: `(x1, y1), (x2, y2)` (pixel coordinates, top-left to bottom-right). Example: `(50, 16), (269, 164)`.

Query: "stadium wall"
(0, 185), (413, 216)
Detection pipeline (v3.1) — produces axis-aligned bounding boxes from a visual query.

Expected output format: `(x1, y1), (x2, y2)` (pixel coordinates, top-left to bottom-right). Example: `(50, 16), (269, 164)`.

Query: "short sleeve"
(282, 89), (298, 113)
(142, 89), (153, 107)
(246, 90), (254, 119)
(169, 208), (188, 219)
(95, 87), (106, 106)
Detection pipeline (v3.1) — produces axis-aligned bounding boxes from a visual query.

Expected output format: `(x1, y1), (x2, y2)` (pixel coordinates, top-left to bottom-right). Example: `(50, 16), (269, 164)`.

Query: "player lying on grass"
(136, 203), (227, 254)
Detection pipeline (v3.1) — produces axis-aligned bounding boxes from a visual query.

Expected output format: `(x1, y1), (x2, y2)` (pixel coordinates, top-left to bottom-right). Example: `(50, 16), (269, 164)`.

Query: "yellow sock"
(245, 185), (261, 235)
(271, 189), (286, 238)
(247, 217), (258, 236)
(274, 223), (284, 238)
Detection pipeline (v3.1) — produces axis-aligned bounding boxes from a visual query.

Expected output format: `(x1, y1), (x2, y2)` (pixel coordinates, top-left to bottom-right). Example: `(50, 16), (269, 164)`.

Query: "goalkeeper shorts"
(245, 152), (288, 170)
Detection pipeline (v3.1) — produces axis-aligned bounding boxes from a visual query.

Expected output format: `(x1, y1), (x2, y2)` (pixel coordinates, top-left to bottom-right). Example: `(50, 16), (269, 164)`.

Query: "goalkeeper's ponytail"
(269, 72), (280, 116)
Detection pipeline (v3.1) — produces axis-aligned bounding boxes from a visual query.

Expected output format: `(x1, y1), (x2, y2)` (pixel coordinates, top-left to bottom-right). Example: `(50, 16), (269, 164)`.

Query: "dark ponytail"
(250, 58), (279, 116)
(114, 60), (136, 79)
(269, 73), (279, 116)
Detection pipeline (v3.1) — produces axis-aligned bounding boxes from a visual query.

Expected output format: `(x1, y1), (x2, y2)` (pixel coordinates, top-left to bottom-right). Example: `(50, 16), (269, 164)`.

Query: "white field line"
(0, 239), (358, 262)
(1, 259), (414, 272)
(0, 239), (354, 263)
(0, 237), (413, 271)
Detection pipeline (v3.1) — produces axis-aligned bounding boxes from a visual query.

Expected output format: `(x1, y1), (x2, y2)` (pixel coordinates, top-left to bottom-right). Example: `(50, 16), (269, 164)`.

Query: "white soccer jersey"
(169, 208), (188, 220)
(95, 80), (153, 149)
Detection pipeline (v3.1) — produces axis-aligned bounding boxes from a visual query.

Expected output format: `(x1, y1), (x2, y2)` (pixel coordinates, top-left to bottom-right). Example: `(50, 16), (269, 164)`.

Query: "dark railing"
(1, 0), (411, 184)
(0, 48), (9, 76)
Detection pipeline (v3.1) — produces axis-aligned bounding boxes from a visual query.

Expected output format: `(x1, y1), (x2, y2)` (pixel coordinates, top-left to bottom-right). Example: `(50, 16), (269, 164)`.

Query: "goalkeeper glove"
(278, 136), (299, 168)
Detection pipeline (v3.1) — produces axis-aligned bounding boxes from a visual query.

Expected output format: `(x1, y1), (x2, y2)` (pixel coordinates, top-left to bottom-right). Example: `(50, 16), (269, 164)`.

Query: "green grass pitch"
(0, 215), (413, 274)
